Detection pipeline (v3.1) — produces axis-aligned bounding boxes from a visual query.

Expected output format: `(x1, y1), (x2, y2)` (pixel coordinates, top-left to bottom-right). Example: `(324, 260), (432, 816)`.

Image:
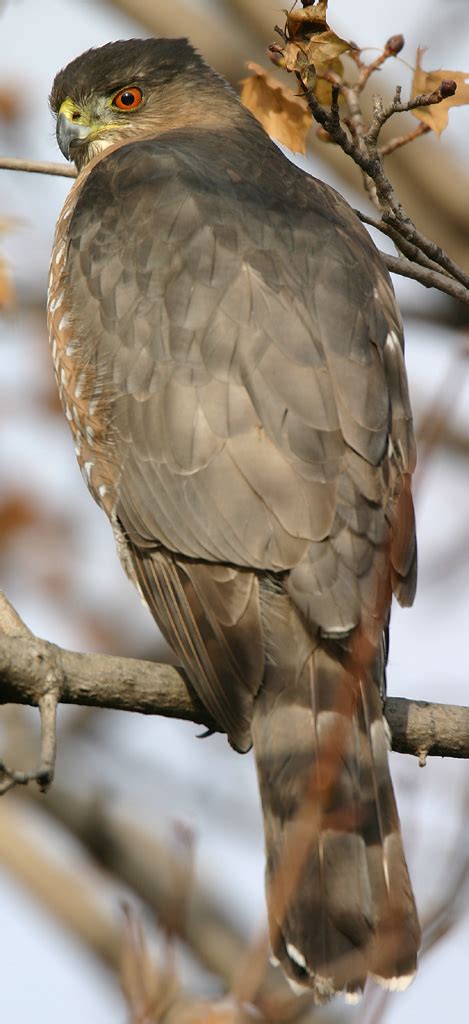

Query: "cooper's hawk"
(48, 38), (420, 1001)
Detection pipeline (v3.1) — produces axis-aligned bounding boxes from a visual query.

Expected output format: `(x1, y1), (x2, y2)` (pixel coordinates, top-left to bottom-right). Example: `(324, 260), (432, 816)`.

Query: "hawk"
(48, 38), (420, 1001)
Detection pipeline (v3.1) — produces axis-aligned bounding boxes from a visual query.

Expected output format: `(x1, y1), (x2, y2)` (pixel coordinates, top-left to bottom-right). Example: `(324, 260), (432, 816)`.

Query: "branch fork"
(266, 27), (469, 306)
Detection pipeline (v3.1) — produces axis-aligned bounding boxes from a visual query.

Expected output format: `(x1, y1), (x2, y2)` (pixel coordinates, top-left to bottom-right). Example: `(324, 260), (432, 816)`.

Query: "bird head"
(50, 37), (234, 172)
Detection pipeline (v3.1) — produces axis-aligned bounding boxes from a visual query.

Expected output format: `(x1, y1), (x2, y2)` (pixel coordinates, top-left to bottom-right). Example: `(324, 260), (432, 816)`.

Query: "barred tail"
(251, 639), (420, 1003)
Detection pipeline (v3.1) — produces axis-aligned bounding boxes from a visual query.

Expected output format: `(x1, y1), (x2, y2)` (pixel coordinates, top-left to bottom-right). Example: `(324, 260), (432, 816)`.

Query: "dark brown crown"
(49, 37), (218, 112)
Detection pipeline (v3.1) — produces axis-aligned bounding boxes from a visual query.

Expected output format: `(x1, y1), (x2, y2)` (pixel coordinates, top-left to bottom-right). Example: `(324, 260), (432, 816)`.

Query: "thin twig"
(364, 81), (457, 147)
(357, 35), (405, 91)
(357, 209), (453, 278)
(379, 121), (431, 158)
(271, 14), (467, 299)
(0, 155), (76, 177)
(380, 253), (469, 304)
(37, 692), (59, 786)
(292, 59), (469, 300)
(382, 211), (469, 291)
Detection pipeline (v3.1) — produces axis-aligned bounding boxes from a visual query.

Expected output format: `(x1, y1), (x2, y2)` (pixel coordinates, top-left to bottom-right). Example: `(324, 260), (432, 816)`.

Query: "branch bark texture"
(1, 629), (467, 762)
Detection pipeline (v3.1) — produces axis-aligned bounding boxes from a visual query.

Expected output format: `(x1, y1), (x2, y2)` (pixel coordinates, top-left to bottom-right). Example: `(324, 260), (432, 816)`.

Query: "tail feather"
(251, 605), (420, 1001)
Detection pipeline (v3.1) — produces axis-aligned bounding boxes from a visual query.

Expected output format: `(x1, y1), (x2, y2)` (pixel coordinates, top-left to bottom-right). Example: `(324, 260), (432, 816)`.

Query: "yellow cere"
(59, 97), (89, 124)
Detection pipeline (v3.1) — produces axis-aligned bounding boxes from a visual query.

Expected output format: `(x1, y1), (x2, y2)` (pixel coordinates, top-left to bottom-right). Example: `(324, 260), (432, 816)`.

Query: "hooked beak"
(56, 109), (91, 161)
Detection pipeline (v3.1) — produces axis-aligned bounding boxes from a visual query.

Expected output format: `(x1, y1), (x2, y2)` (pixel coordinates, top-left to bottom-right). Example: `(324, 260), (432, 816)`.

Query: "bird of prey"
(48, 38), (420, 1001)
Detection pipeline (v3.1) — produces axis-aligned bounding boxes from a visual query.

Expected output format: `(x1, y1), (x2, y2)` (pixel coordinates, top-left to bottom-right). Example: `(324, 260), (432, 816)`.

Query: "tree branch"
(379, 121), (431, 158)
(270, 29), (469, 304)
(0, 155), (76, 177)
(356, 209), (453, 277)
(379, 251), (469, 304)
(363, 81), (457, 147)
(1, 598), (468, 763)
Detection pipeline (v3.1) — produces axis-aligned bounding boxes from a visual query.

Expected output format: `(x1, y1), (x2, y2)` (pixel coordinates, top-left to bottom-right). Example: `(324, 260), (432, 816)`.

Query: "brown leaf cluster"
(282, 0), (355, 75)
(240, 63), (311, 154)
(240, 2), (356, 151)
(412, 47), (469, 134)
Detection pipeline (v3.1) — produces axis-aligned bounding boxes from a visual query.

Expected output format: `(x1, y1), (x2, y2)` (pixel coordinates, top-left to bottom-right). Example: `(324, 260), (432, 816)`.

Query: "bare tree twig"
(269, 29), (469, 303)
(382, 209), (469, 291)
(380, 252), (469, 304)
(385, 696), (469, 764)
(379, 121), (431, 158)
(0, 594), (468, 761)
(0, 692), (58, 795)
(356, 209), (453, 277)
(356, 35), (405, 91)
(0, 155), (76, 177)
(363, 81), (457, 147)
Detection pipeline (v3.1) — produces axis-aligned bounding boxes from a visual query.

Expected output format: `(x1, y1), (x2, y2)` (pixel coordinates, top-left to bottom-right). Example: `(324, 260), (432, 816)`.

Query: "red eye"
(113, 87), (143, 110)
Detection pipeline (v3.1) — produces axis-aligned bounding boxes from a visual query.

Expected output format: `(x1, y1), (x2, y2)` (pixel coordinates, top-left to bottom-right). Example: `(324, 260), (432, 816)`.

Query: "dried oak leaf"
(284, 2), (327, 35)
(283, 30), (353, 73)
(286, 1), (329, 34)
(412, 47), (469, 134)
(282, 2), (354, 73)
(240, 63), (311, 154)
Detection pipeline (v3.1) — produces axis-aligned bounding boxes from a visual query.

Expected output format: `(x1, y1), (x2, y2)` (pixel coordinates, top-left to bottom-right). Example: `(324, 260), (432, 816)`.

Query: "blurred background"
(0, 1), (468, 1021)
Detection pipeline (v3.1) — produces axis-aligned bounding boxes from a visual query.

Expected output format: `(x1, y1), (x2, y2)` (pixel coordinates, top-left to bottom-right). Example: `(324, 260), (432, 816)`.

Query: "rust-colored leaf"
(0, 87), (21, 122)
(0, 495), (38, 548)
(305, 28), (353, 65)
(283, 31), (354, 74)
(411, 47), (469, 134)
(240, 63), (311, 154)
